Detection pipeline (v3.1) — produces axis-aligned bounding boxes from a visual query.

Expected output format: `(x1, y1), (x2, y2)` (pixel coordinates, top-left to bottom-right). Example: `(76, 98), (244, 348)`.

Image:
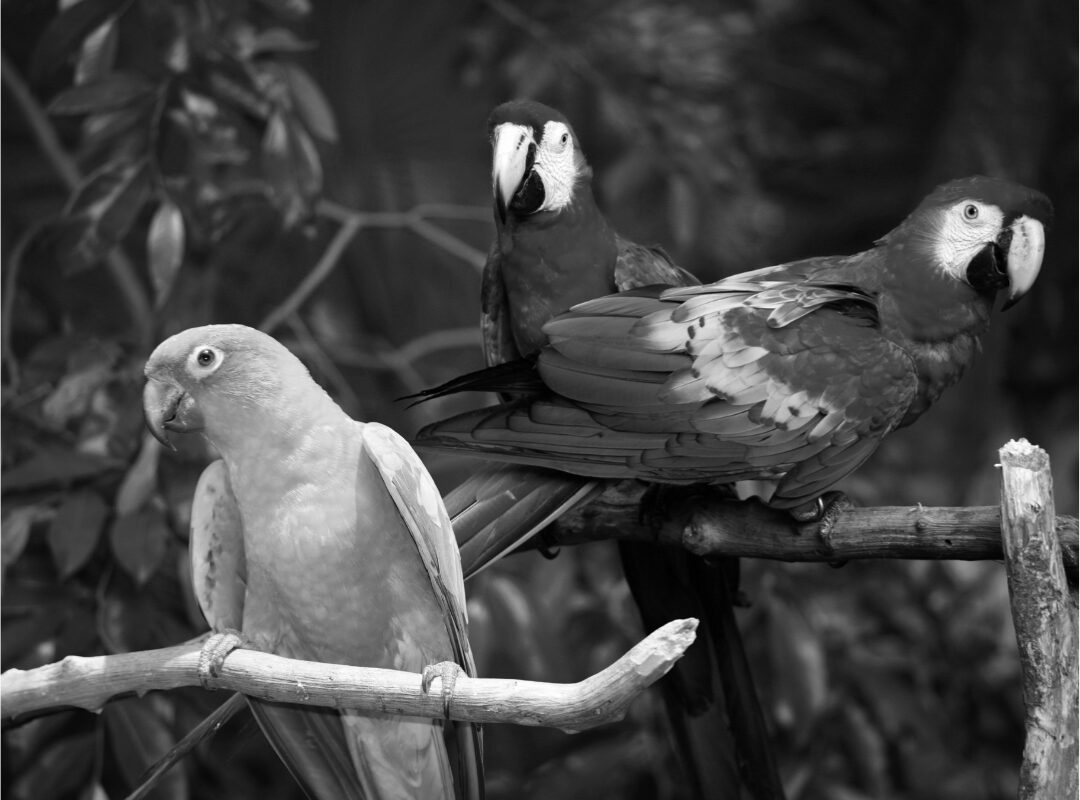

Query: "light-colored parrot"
(143, 324), (483, 800)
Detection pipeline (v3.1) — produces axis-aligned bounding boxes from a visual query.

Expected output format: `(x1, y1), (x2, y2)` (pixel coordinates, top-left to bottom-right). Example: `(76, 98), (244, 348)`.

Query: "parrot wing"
(419, 270), (918, 508)
(481, 244), (522, 366)
(189, 461), (369, 800)
(613, 235), (699, 291)
(360, 422), (485, 800)
(190, 460), (245, 631)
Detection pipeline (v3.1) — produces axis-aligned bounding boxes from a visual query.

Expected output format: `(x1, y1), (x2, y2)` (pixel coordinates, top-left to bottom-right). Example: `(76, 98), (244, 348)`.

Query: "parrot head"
(142, 324), (321, 451)
(884, 175), (1053, 310)
(488, 99), (591, 224)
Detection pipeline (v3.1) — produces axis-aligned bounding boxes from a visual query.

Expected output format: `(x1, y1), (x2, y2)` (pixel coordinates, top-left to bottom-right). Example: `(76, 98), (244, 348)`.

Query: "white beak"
(1003, 215), (1046, 309)
(491, 123), (534, 211)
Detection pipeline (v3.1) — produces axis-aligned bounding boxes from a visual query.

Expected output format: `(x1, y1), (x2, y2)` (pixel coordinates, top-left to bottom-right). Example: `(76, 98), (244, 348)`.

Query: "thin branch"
(999, 439), (1078, 800)
(126, 692), (247, 800)
(284, 313), (362, 412)
(1, 619), (698, 732)
(258, 205), (364, 334)
(522, 481), (1079, 570)
(1, 50), (154, 349)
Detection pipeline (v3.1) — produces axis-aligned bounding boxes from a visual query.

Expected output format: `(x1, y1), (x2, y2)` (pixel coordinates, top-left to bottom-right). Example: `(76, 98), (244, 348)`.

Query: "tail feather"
(403, 359), (543, 405)
(446, 463), (600, 578)
(249, 699), (367, 800)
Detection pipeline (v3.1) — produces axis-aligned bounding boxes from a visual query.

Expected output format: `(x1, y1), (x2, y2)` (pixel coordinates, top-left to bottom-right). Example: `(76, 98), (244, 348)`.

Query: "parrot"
(418, 173), (1050, 503)
(418, 171), (1050, 796)
(441, 99), (775, 800)
(143, 324), (483, 800)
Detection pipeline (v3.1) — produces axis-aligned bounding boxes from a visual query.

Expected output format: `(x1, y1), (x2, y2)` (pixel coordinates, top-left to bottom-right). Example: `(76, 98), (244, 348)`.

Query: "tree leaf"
(115, 433), (161, 516)
(59, 159), (151, 274)
(41, 358), (113, 427)
(105, 697), (187, 800)
(280, 63), (338, 142)
(1, 449), (120, 492)
(47, 489), (108, 579)
(261, 111), (322, 225)
(30, 0), (132, 84)
(48, 71), (155, 116)
(2, 506), (48, 574)
(109, 506), (169, 585)
(75, 15), (120, 85)
(9, 731), (97, 800)
(250, 27), (317, 55)
(147, 199), (185, 308)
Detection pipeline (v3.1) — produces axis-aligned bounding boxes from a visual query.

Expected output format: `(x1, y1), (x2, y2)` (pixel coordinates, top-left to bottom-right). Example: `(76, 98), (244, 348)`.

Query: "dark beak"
(143, 378), (202, 449)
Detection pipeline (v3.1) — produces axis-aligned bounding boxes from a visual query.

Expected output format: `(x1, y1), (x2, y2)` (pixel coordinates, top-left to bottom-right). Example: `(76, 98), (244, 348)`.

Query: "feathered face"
(895, 176), (1052, 309)
(488, 99), (589, 223)
(142, 324), (309, 450)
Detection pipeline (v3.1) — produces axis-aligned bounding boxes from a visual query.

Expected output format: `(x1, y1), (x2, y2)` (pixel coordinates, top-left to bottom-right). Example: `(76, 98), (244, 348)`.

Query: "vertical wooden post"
(998, 438), (1078, 799)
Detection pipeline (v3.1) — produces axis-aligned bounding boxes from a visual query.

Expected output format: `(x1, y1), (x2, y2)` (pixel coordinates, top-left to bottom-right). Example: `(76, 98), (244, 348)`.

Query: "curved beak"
(1001, 215), (1046, 310)
(143, 377), (203, 449)
(492, 122), (534, 222)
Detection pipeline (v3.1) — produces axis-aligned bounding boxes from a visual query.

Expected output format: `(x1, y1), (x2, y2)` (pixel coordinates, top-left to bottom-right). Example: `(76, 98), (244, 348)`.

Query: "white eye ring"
(189, 345), (224, 374)
(963, 203), (979, 220)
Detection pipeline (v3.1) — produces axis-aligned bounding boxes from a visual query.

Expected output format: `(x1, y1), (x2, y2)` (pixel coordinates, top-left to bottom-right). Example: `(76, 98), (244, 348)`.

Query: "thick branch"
(536, 482), (1078, 574)
(999, 439), (1079, 800)
(1, 619), (696, 732)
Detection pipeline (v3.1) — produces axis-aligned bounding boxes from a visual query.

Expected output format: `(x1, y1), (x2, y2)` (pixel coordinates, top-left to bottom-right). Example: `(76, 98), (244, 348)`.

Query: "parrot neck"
(876, 249), (994, 425)
(498, 186), (619, 356)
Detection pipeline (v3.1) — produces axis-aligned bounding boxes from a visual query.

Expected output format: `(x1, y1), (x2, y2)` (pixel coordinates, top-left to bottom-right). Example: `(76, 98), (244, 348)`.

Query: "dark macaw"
(143, 324), (483, 800)
(419, 175), (1050, 504)
(421, 171), (1049, 797)
(446, 99), (770, 799)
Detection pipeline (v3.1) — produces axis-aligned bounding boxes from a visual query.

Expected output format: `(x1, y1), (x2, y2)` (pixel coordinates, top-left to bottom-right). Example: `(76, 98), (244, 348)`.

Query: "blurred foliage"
(1, 0), (1076, 799)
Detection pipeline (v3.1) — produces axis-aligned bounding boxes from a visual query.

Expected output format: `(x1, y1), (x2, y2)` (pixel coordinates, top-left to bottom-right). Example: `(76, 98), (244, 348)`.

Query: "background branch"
(1, 619), (697, 732)
(1, 50), (154, 349)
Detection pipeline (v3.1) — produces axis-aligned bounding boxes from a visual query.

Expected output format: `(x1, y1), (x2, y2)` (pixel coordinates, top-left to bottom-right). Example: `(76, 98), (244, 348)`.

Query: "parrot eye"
(560, 132), (569, 146)
(188, 345), (224, 374)
(963, 204), (979, 220)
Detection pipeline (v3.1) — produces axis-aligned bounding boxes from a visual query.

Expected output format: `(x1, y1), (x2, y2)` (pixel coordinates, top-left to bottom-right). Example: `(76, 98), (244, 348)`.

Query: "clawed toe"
(198, 629), (245, 689)
(421, 661), (465, 720)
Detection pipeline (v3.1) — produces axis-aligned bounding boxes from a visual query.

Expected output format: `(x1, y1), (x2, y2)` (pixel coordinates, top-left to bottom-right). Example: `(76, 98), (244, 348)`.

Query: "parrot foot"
(421, 661), (465, 720)
(198, 630), (245, 689)
(790, 491), (851, 559)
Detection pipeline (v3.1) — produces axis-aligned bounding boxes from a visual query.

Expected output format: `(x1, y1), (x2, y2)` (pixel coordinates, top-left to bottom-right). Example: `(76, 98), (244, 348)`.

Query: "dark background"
(2, 1), (1076, 798)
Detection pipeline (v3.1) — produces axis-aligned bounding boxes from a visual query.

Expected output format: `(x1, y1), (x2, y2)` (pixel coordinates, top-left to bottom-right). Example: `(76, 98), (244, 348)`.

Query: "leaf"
(75, 15), (120, 85)
(2, 506), (47, 573)
(58, 159), (151, 274)
(47, 489), (108, 579)
(109, 505), (169, 585)
(146, 199), (185, 307)
(280, 63), (339, 142)
(261, 111), (322, 225)
(105, 697), (187, 800)
(41, 358), (113, 427)
(115, 433), (161, 515)
(30, 0), (131, 84)
(1, 449), (120, 492)
(250, 27), (317, 55)
(48, 71), (154, 116)
(766, 595), (828, 743)
(9, 732), (97, 800)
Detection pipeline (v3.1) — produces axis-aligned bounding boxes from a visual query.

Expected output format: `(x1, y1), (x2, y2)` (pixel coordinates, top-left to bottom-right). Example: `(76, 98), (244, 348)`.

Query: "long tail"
(251, 699), (482, 800)
(621, 546), (785, 800)
(446, 463), (784, 798)
(446, 462), (601, 578)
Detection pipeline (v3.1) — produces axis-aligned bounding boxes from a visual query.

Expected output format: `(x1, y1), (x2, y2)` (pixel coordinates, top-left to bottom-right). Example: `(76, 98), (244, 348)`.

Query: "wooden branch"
(999, 439), (1079, 800)
(535, 481), (1078, 574)
(1, 619), (697, 733)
